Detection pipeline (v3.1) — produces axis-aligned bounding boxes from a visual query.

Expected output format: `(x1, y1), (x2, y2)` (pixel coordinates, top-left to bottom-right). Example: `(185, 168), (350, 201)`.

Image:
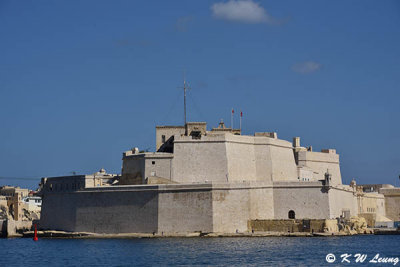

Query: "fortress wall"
(225, 141), (257, 182)
(253, 136), (298, 182)
(41, 184), (215, 234)
(254, 144), (273, 181)
(376, 196), (386, 217)
(155, 126), (185, 150)
(384, 196), (400, 221)
(268, 145), (298, 181)
(248, 187), (274, 220)
(380, 188), (400, 221)
(40, 192), (78, 232)
(74, 190), (159, 233)
(211, 183), (274, 233)
(158, 189), (213, 233)
(172, 137), (229, 183)
(173, 134), (298, 184)
(143, 157), (172, 180)
(357, 193), (386, 215)
(41, 182), (360, 234)
(40, 188), (159, 234)
(121, 157), (145, 185)
(297, 151), (342, 185)
(272, 183), (330, 219)
(328, 187), (357, 218)
(212, 188), (250, 233)
(122, 154), (173, 184)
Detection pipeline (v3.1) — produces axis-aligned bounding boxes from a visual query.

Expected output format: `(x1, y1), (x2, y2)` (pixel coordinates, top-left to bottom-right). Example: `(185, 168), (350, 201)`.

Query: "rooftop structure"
(121, 121), (342, 186)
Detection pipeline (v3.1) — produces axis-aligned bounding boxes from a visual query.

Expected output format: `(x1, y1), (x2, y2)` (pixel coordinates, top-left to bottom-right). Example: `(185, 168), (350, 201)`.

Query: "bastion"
(38, 121), (397, 234)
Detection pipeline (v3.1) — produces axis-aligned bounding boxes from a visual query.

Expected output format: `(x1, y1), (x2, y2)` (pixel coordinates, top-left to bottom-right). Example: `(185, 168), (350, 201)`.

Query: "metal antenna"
(181, 71), (191, 135)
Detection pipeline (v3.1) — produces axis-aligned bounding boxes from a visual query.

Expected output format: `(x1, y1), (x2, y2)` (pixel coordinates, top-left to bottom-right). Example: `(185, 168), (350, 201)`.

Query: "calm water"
(0, 235), (399, 266)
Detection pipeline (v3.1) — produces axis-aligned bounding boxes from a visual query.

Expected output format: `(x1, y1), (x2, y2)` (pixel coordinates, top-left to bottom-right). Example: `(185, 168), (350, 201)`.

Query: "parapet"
(297, 150), (339, 163)
(254, 132), (277, 139)
(321, 149), (336, 154)
(123, 147), (140, 157)
(210, 120), (240, 135)
(186, 122), (207, 134)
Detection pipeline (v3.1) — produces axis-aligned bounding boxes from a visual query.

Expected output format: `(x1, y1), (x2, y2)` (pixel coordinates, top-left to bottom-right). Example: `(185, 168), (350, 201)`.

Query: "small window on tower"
(162, 135), (166, 143)
(190, 131), (201, 139)
(152, 161), (155, 165)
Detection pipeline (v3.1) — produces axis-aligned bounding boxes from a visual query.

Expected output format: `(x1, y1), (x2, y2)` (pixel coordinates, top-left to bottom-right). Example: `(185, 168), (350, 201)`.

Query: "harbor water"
(1, 235), (399, 266)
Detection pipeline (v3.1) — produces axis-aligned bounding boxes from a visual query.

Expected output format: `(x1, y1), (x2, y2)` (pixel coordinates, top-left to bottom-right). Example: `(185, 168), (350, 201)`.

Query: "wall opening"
(288, 210), (295, 219)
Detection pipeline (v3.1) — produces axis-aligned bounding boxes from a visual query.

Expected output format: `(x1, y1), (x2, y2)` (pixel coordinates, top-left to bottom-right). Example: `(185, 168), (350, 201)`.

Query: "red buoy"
(33, 224), (38, 241)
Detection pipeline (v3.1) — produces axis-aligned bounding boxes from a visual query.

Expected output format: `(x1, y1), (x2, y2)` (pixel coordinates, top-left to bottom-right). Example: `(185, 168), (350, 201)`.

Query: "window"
(152, 161), (155, 165)
(190, 131), (202, 139)
(288, 210), (295, 219)
(162, 135), (166, 143)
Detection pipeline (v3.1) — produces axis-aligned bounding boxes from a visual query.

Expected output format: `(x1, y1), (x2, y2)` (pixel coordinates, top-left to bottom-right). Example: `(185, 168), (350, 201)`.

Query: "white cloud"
(211, 0), (274, 24)
(292, 61), (322, 74)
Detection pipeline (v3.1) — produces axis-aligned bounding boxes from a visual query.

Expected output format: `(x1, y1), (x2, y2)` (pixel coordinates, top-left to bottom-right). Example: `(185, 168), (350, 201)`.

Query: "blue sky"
(0, 0), (399, 189)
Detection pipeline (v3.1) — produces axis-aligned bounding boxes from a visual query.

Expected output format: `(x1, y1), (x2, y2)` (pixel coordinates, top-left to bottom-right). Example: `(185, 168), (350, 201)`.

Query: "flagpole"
(240, 110), (242, 133)
(231, 108), (234, 129)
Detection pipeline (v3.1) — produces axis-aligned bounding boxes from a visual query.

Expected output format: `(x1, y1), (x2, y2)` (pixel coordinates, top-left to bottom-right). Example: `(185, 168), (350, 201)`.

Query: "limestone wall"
(249, 219), (302, 232)
(357, 192), (386, 215)
(225, 140), (257, 182)
(155, 126), (185, 151)
(328, 186), (358, 218)
(380, 188), (400, 221)
(40, 187), (160, 233)
(40, 181), (361, 234)
(254, 143), (273, 182)
(6, 219), (33, 237)
(248, 186), (274, 220)
(172, 134), (298, 184)
(267, 142), (298, 181)
(121, 156), (145, 185)
(172, 136), (229, 183)
(297, 150), (342, 185)
(143, 156), (172, 180)
(121, 153), (173, 184)
(272, 182), (330, 219)
(212, 188), (250, 233)
(41, 184), (215, 234)
(211, 183), (275, 233)
(248, 219), (327, 233)
(40, 183), (276, 234)
(158, 187), (213, 233)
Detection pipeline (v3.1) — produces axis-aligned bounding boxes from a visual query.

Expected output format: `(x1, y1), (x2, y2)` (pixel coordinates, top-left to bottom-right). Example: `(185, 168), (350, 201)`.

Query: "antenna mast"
(184, 77), (187, 128)
(182, 71), (190, 135)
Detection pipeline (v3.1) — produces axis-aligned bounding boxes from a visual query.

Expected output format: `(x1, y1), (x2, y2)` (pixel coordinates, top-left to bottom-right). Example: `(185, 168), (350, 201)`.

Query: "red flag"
(240, 111), (243, 117)
(232, 108), (234, 114)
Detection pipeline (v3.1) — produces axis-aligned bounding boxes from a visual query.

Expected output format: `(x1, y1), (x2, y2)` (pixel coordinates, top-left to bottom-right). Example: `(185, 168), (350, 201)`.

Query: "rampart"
(40, 182), (357, 234)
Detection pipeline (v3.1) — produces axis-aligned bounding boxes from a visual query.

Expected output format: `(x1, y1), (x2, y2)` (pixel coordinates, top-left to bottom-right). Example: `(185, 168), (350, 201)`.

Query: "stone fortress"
(39, 121), (400, 234)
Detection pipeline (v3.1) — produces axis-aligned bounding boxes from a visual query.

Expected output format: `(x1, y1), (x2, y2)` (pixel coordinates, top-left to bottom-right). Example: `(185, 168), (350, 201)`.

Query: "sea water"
(0, 235), (399, 266)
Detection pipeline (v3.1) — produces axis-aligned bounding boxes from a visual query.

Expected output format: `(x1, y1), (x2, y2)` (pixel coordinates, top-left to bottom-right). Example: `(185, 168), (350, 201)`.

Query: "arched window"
(288, 210), (295, 219)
